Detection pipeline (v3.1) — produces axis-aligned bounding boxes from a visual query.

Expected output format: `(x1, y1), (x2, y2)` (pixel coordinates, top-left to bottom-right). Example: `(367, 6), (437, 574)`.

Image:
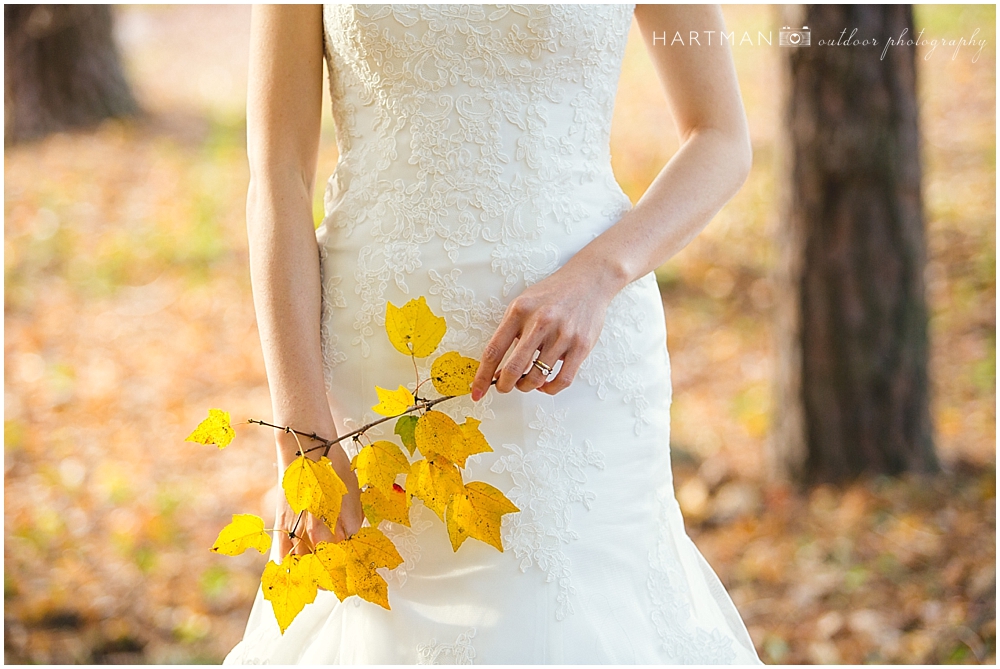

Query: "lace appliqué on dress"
(489, 405), (605, 621)
(318, 4), (636, 364)
(646, 491), (737, 664)
(427, 268), (507, 356)
(380, 503), (434, 588)
(223, 613), (275, 665)
(417, 627), (477, 665)
(317, 243), (349, 391)
(579, 275), (652, 436)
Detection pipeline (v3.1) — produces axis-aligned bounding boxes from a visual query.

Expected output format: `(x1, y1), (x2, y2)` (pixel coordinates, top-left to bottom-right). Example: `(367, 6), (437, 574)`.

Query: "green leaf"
(394, 415), (419, 456)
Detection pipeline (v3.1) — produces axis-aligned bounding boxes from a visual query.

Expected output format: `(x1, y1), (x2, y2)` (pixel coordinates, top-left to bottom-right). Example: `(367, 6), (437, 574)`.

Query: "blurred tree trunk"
(771, 4), (937, 485)
(5, 5), (139, 144)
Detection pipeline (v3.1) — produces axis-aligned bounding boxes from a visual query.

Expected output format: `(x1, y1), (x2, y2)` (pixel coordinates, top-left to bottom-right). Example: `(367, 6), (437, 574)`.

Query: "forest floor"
(4, 5), (995, 664)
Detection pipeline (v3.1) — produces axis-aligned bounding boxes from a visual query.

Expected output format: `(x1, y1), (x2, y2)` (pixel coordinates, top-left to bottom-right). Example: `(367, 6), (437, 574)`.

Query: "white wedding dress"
(225, 4), (761, 664)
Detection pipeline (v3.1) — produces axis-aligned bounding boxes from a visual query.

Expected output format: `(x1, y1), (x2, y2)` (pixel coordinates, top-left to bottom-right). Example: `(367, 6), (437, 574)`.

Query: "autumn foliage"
(186, 297), (518, 632)
(4, 6), (993, 664)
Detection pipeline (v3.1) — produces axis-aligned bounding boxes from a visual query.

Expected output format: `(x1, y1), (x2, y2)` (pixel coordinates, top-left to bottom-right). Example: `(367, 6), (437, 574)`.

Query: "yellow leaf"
(361, 484), (411, 527)
(186, 408), (235, 449)
(345, 527), (403, 573)
(413, 410), (464, 461)
(348, 562), (390, 610)
(341, 527), (404, 610)
(385, 297), (446, 358)
(371, 385), (414, 417)
(211, 514), (271, 556)
(313, 541), (352, 601)
(282, 456), (348, 522)
(394, 415), (419, 456)
(299, 552), (337, 592)
(413, 411), (492, 467)
(282, 456), (319, 514)
(430, 351), (480, 396)
(308, 457), (348, 531)
(407, 457), (464, 522)
(315, 528), (403, 609)
(446, 481), (520, 552)
(454, 417), (494, 467)
(355, 440), (410, 495)
(261, 553), (318, 634)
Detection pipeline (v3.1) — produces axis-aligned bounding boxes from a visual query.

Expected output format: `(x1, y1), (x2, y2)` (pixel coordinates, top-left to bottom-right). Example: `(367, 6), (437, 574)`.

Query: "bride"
(226, 3), (760, 664)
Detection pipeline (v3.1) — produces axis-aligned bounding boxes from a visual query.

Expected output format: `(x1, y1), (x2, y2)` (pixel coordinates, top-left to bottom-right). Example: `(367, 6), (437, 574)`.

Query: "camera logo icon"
(779, 25), (811, 47)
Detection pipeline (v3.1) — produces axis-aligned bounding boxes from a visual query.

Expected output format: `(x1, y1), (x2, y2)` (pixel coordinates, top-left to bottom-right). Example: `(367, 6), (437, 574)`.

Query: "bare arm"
(587, 4), (752, 281)
(247, 4), (361, 551)
(471, 4), (752, 399)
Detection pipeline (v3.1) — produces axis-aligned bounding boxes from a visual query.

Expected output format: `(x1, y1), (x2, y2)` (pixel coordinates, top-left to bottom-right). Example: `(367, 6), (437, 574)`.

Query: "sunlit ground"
(4, 5), (994, 663)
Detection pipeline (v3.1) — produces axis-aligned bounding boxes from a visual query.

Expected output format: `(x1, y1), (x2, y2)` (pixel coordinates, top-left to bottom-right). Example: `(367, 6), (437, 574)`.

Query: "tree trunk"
(5, 5), (139, 144)
(771, 4), (937, 485)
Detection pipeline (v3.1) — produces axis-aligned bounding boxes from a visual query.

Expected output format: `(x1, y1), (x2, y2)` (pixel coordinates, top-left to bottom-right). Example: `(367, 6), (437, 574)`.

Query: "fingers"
(515, 345), (562, 392)
(340, 496), (364, 538)
(276, 531), (291, 558)
(471, 314), (522, 401)
(333, 510), (357, 543)
(495, 330), (546, 393)
(473, 294), (596, 399)
(290, 522), (311, 554)
(284, 515), (334, 555)
(539, 345), (588, 395)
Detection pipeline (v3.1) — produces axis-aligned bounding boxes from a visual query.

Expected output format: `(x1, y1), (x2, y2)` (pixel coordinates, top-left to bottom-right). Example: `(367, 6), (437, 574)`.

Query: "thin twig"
(311, 393), (459, 456)
(289, 509), (305, 541)
(247, 419), (333, 446)
(254, 378), (499, 555)
(250, 379), (499, 456)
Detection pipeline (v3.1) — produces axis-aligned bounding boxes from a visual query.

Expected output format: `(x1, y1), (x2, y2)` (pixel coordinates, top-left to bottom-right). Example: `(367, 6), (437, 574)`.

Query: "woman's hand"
(275, 496), (333, 556)
(274, 445), (364, 557)
(470, 255), (628, 399)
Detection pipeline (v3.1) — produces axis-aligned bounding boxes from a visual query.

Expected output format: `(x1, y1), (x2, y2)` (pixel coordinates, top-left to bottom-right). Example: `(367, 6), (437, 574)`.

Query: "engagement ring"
(531, 358), (553, 377)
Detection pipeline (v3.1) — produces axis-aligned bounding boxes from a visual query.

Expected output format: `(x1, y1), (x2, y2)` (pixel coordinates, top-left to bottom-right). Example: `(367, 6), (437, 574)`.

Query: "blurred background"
(4, 4), (994, 664)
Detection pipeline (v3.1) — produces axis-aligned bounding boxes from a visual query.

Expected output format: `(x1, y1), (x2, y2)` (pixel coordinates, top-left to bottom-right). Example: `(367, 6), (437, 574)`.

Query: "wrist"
(274, 427), (334, 468)
(275, 435), (356, 481)
(564, 246), (632, 302)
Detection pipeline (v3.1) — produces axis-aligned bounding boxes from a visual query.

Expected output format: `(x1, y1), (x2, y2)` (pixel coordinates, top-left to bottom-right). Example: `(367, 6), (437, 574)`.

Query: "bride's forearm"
(567, 126), (752, 294)
(246, 175), (337, 468)
(570, 3), (754, 294)
(246, 4), (336, 470)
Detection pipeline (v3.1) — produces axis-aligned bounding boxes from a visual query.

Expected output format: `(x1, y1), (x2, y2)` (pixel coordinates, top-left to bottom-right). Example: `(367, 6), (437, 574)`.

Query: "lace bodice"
(317, 4), (636, 373)
(321, 4), (634, 210)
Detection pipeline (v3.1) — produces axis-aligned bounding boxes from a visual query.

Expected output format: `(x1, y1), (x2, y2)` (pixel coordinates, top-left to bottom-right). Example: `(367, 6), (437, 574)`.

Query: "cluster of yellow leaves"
(369, 297), (519, 552)
(260, 528), (403, 632)
(188, 296), (518, 635)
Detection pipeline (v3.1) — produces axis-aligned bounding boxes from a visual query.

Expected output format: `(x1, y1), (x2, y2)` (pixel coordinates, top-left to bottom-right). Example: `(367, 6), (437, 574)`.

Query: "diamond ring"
(531, 358), (553, 377)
